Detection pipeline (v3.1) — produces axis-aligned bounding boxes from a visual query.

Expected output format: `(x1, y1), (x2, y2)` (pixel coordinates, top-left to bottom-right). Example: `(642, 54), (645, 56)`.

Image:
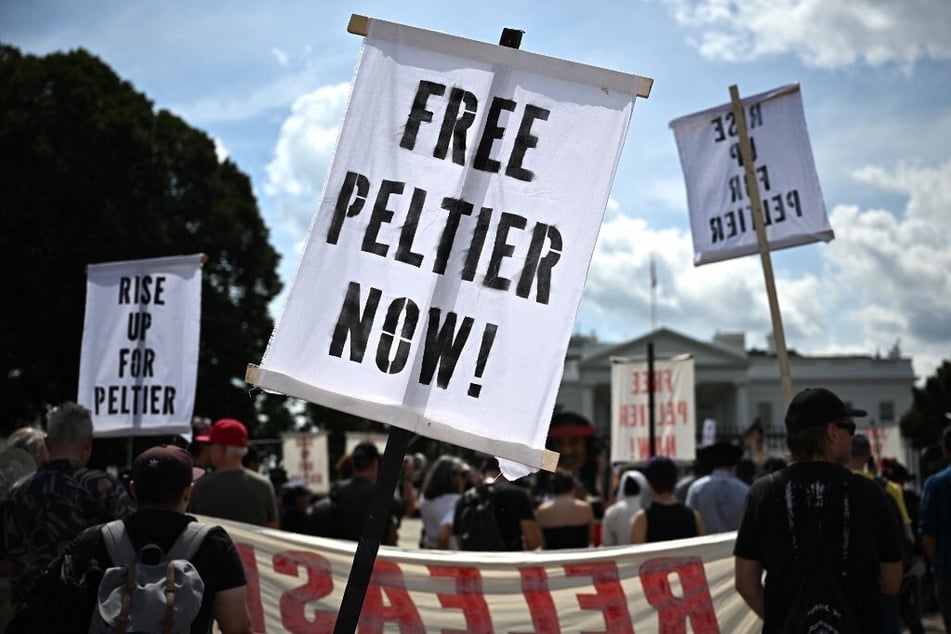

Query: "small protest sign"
(610, 355), (696, 463)
(670, 84), (831, 266)
(78, 254), (203, 436)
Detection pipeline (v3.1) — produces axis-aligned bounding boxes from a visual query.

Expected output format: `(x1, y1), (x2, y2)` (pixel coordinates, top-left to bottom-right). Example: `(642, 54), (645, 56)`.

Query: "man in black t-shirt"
(734, 387), (903, 633)
(69, 445), (250, 634)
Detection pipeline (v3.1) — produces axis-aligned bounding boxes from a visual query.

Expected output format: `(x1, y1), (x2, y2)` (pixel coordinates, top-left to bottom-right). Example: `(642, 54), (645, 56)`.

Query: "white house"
(557, 327), (915, 456)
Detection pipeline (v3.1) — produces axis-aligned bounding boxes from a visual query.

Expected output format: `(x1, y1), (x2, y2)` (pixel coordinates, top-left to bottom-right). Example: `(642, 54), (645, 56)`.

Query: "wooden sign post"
(729, 85), (794, 406)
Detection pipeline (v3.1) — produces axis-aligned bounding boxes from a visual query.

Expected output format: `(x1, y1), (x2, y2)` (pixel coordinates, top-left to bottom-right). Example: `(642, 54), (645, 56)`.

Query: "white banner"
(208, 516), (758, 633)
(281, 432), (330, 494)
(670, 84), (832, 266)
(610, 356), (696, 463)
(78, 254), (203, 437)
(253, 18), (644, 470)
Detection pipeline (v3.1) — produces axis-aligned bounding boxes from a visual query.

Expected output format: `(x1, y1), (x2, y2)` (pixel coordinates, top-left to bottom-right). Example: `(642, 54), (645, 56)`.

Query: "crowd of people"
(1, 389), (950, 632)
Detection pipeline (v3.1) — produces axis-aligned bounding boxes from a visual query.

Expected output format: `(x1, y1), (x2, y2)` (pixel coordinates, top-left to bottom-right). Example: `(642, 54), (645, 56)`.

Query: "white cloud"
(663, 0), (951, 71)
(580, 161), (951, 382)
(265, 82), (351, 234)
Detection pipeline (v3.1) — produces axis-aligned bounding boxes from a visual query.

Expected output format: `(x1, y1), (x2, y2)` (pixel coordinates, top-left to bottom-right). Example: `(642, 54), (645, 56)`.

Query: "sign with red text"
(610, 355), (696, 462)
(863, 423), (904, 467)
(78, 254), (203, 437)
(208, 515), (759, 633)
(252, 18), (646, 471)
(281, 432), (330, 494)
(670, 84), (832, 265)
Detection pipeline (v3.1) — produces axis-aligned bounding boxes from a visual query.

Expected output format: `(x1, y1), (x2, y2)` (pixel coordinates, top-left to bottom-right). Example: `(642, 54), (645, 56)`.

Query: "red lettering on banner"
(564, 561), (633, 634)
(639, 557), (719, 634)
(360, 560), (424, 633)
(519, 567), (560, 633)
(636, 436), (677, 460)
(630, 369), (675, 395)
(274, 550), (336, 633)
(429, 566), (494, 633)
(236, 542), (267, 633)
(678, 401), (689, 424)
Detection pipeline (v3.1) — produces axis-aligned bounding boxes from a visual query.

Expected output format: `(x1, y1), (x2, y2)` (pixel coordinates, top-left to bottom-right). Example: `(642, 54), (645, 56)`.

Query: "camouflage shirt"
(0, 458), (135, 606)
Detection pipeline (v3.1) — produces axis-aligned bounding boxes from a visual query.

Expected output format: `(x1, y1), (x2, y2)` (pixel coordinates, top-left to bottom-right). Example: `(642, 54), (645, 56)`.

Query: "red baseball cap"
(199, 418), (248, 447)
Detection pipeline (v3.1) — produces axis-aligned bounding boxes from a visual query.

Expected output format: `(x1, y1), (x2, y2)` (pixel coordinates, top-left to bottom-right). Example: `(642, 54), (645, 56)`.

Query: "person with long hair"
(418, 455), (469, 549)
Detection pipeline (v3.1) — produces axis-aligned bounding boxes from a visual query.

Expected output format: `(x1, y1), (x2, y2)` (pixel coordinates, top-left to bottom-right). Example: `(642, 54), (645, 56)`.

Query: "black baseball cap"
(785, 388), (867, 433)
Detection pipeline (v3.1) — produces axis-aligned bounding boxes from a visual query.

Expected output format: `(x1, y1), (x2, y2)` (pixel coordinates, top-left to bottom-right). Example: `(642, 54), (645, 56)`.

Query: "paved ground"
(399, 518), (947, 631)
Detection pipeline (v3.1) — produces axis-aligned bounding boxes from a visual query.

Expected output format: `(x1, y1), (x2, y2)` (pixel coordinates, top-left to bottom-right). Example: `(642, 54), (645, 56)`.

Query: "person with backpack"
(66, 444), (251, 633)
(0, 402), (135, 612)
(453, 458), (541, 551)
(734, 387), (904, 633)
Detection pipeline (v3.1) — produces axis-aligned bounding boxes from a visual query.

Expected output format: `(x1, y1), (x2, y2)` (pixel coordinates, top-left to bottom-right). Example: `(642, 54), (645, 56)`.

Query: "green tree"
(0, 44), (284, 438)
(900, 359), (951, 449)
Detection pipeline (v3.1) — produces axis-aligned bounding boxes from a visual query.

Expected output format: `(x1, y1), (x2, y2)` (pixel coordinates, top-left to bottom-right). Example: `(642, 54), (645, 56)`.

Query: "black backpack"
(455, 482), (506, 551)
(779, 474), (861, 634)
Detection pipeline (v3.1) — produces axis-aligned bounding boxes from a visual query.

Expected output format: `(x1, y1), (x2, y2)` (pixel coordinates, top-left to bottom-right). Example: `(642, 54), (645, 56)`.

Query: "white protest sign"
(78, 254), (202, 436)
(610, 356), (696, 462)
(864, 423), (904, 465)
(281, 431), (330, 494)
(251, 18), (645, 471)
(670, 84), (832, 265)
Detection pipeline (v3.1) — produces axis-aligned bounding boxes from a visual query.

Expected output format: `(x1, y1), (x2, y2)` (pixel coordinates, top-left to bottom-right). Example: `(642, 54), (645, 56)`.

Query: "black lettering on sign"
(328, 171), (369, 244)
(434, 87), (478, 165)
(395, 187), (427, 268)
(329, 282), (382, 362)
(484, 212), (527, 292)
(516, 222), (562, 305)
(362, 179), (404, 257)
(419, 307), (473, 389)
(505, 104), (550, 182)
(434, 197), (475, 275)
(118, 276), (166, 305)
(462, 207), (493, 282)
(400, 80), (447, 151)
(118, 348), (156, 378)
(467, 323), (498, 398)
(126, 312), (152, 341)
(375, 298), (420, 374)
(473, 97), (516, 175)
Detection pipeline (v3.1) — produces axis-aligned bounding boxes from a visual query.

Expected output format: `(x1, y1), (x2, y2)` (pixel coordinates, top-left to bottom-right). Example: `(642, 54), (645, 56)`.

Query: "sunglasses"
(834, 420), (856, 436)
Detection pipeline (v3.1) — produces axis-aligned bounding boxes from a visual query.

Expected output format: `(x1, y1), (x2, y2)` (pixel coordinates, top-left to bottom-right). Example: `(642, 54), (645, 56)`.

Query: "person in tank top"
(631, 456), (704, 544)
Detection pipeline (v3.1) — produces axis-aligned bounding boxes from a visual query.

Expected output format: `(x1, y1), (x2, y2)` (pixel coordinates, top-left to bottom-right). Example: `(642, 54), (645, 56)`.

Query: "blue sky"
(4, 0), (950, 384)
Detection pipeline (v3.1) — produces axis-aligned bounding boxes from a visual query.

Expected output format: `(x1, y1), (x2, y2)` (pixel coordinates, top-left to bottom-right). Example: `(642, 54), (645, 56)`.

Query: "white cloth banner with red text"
(669, 84), (832, 266)
(78, 254), (203, 437)
(206, 516), (759, 633)
(611, 355), (696, 463)
(252, 18), (645, 474)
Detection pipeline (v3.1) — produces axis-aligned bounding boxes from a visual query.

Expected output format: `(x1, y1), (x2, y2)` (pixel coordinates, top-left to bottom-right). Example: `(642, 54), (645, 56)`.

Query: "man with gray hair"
(187, 418), (278, 528)
(0, 402), (134, 610)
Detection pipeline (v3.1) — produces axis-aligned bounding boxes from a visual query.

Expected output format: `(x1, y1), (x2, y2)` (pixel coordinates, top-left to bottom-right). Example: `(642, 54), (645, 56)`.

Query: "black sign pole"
(332, 21), (525, 633)
(332, 425), (413, 633)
